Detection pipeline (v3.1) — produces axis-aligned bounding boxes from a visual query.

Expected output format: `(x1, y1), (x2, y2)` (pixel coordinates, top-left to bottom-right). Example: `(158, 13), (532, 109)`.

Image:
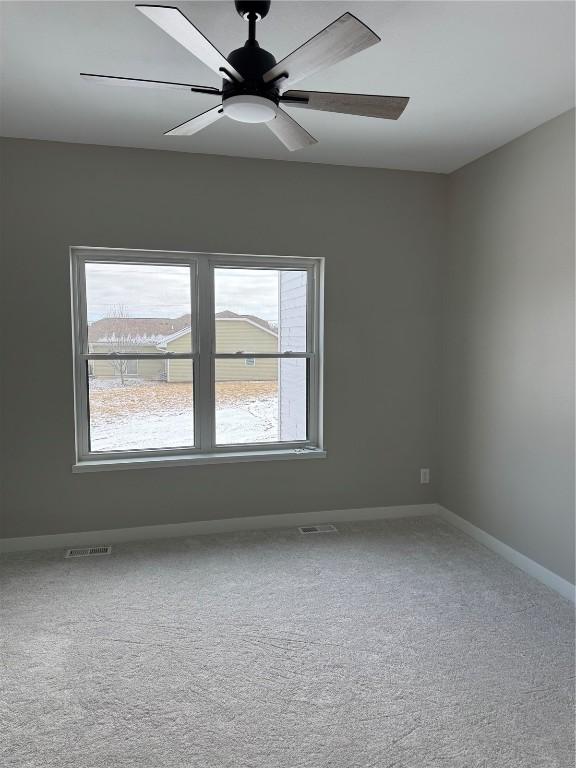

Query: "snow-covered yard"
(88, 379), (278, 451)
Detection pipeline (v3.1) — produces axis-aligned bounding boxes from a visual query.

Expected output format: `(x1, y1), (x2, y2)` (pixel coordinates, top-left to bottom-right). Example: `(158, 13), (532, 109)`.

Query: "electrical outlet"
(420, 468), (430, 484)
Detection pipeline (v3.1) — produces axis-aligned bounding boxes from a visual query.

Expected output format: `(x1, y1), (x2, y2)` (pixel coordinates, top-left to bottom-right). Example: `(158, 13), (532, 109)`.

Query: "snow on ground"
(89, 380), (278, 451)
(89, 378), (144, 390)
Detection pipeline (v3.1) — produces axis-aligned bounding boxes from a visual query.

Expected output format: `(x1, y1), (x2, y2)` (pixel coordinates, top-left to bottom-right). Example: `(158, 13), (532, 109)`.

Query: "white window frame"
(70, 247), (324, 471)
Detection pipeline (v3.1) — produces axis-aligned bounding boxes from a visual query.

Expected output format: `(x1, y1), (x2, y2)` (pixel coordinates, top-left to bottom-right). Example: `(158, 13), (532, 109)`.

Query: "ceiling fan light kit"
(223, 95), (278, 123)
(81, 0), (409, 151)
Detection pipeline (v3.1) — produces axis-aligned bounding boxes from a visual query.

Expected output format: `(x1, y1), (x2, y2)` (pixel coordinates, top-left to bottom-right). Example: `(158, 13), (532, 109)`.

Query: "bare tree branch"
(105, 304), (136, 385)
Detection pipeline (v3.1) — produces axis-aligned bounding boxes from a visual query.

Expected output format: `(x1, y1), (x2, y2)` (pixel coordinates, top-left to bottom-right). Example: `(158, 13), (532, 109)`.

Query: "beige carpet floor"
(1, 516), (574, 767)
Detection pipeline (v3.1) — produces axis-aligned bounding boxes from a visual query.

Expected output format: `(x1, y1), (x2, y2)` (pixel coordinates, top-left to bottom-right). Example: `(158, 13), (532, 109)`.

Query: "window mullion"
(213, 353), (311, 359)
(82, 353), (194, 360)
(197, 257), (215, 452)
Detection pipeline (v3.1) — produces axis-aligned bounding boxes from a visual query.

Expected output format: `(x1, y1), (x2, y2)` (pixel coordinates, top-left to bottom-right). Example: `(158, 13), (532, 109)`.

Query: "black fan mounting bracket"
(234, 1), (271, 21)
(222, 1), (285, 106)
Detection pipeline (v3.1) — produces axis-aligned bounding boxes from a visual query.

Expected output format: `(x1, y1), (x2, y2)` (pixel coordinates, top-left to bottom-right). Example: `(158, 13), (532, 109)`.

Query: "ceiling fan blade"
(80, 73), (221, 95)
(263, 13), (379, 90)
(136, 5), (244, 83)
(164, 105), (224, 136)
(267, 108), (317, 152)
(282, 90), (409, 119)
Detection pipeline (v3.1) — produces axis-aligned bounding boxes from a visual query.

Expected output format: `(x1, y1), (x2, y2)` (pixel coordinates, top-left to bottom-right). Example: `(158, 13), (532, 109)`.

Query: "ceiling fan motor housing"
(222, 43), (280, 123)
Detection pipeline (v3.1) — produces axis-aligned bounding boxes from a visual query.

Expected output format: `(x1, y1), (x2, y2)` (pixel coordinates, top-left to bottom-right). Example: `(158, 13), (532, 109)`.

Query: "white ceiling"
(0, 1), (574, 173)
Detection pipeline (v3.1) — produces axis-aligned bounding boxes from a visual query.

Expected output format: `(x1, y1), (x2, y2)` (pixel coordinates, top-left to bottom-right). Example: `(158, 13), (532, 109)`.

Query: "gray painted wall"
(2, 113), (573, 586)
(439, 110), (575, 583)
(0, 138), (444, 538)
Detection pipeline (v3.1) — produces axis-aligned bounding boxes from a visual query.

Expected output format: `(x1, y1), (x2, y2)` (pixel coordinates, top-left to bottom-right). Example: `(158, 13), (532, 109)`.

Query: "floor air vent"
(65, 546), (112, 558)
(298, 524), (338, 534)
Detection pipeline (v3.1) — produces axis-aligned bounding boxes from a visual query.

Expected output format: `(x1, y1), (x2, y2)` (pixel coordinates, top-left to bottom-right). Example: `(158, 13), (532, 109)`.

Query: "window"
(71, 248), (324, 469)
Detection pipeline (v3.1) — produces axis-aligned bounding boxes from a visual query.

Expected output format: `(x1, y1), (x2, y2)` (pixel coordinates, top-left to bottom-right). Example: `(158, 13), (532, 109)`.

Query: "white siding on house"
(278, 271), (307, 353)
(279, 271), (308, 440)
(279, 358), (307, 441)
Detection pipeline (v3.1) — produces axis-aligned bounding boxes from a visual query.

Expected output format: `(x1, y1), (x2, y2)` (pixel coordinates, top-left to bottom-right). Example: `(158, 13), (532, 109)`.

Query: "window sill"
(72, 448), (327, 473)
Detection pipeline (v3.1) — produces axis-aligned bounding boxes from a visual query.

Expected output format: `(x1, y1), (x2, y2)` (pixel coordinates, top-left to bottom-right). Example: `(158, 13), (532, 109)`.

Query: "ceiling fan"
(81, 1), (409, 151)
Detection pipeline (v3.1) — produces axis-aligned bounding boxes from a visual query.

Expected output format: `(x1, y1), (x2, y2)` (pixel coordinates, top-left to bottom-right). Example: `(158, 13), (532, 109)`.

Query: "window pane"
(88, 360), (194, 452)
(214, 267), (307, 353)
(86, 262), (193, 354)
(215, 359), (307, 445)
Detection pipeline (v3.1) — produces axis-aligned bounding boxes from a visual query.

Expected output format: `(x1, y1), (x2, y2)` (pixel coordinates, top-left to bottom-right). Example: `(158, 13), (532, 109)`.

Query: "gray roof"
(88, 311), (275, 343)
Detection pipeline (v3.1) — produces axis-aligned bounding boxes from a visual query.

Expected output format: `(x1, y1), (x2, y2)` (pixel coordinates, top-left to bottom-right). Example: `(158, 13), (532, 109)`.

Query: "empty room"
(0, 1), (574, 765)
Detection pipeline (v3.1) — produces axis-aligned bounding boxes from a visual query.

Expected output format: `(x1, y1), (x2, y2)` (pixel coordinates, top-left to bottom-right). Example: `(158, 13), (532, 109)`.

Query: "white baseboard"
(0, 503), (436, 554)
(437, 505), (575, 603)
(4, 504), (571, 603)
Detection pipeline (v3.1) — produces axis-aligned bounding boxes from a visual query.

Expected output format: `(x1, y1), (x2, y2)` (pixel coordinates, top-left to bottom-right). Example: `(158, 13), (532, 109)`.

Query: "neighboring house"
(88, 311), (278, 382)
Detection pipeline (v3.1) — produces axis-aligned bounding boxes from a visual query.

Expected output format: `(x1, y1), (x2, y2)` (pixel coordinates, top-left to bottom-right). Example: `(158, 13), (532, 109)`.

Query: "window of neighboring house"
(71, 248), (324, 469)
(126, 359), (138, 376)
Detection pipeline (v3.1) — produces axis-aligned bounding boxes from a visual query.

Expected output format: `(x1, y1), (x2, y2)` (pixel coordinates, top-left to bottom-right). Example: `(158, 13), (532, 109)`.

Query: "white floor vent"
(298, 524), (338, 534)
(65, 546), (112, 558)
